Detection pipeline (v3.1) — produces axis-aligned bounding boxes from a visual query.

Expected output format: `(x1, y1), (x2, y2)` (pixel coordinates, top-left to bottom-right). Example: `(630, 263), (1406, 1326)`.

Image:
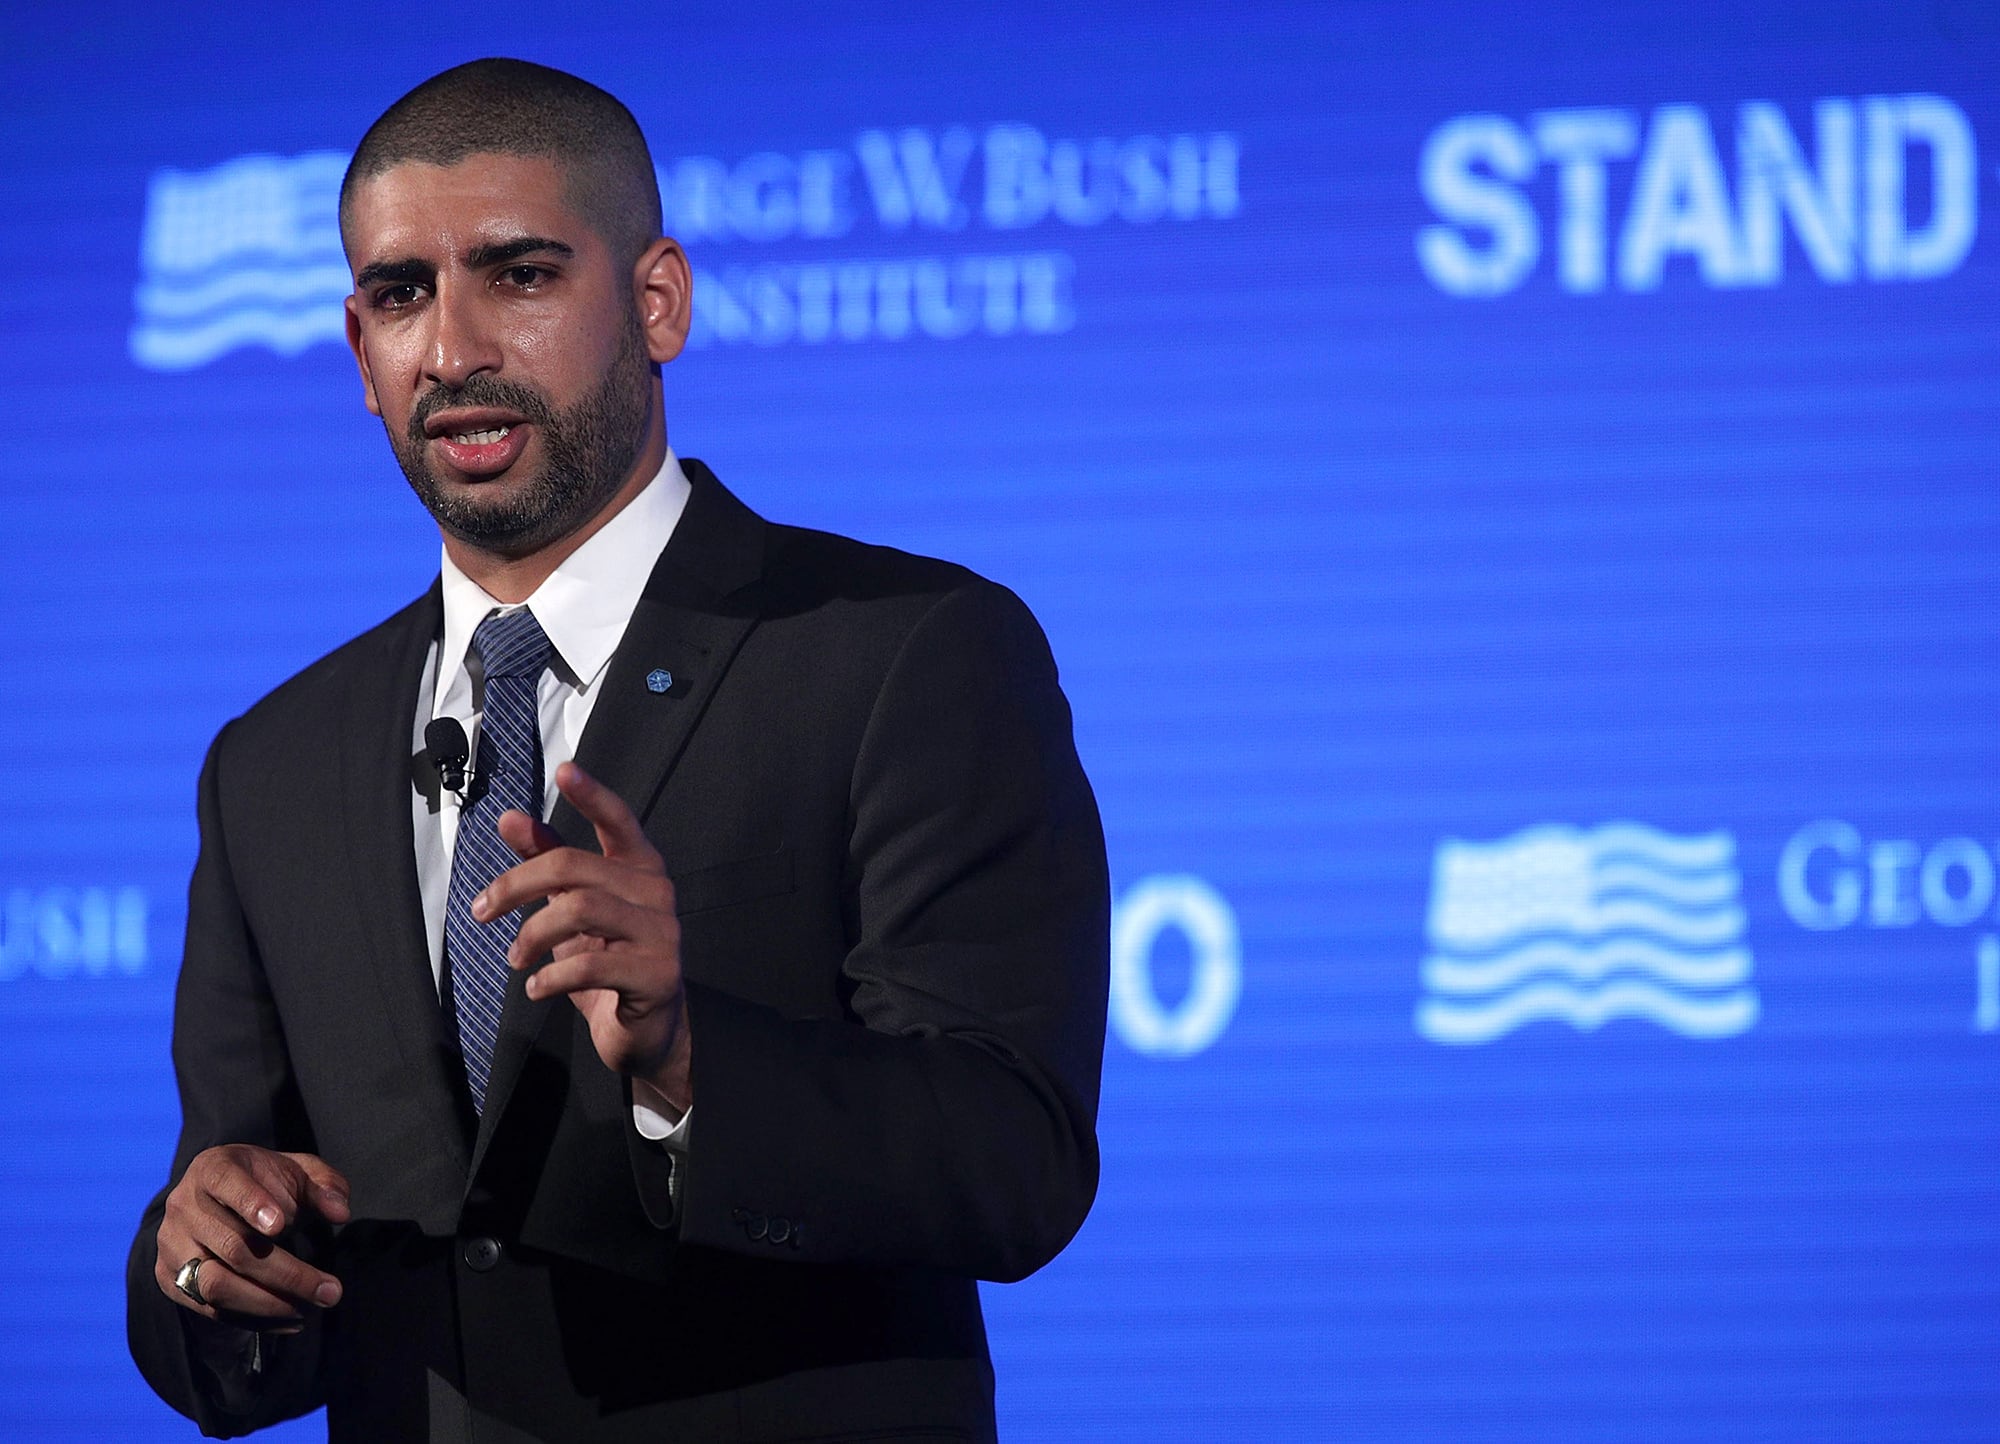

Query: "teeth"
(449, 426), (511, 445)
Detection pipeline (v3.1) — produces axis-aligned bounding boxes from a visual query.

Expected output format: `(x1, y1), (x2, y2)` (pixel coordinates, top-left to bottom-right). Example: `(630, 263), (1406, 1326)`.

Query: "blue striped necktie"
(444, 607), (553, 1114)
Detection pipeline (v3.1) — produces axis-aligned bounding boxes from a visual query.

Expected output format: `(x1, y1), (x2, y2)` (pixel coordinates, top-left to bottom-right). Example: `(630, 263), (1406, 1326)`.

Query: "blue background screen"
(1, 2), (1995, 1438)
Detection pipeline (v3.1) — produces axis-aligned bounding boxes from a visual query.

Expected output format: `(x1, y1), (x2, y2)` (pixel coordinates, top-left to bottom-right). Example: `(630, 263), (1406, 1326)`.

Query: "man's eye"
(500, 265), (551, 290)
(374, 284), (422, 310)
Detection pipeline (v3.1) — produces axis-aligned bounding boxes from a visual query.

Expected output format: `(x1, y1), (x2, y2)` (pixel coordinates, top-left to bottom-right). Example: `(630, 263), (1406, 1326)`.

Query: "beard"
(390, 314), (654, 558)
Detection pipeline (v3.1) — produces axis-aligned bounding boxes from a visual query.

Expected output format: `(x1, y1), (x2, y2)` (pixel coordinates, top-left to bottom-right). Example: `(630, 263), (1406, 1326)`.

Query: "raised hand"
(473, 760), (692, 1114)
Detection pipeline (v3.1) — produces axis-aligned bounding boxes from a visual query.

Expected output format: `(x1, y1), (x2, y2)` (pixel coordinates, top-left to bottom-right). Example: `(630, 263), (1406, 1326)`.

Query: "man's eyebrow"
(464, 236), (576, 269)
(354, 257), (432, 291)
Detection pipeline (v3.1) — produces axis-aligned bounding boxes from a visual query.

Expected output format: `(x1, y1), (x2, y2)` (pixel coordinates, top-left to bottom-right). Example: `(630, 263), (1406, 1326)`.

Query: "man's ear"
(634, 237), (692, 366)
(344, 296), (383, 417)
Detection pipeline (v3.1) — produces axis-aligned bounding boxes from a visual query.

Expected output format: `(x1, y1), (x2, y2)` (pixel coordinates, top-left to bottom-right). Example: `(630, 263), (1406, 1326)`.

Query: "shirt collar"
(436, 449), (692, 711)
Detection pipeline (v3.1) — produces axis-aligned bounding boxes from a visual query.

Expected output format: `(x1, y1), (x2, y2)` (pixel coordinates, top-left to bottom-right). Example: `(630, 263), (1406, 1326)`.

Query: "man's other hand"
(476, 760), (693, 1115)
(155, 1145), (350, 1326)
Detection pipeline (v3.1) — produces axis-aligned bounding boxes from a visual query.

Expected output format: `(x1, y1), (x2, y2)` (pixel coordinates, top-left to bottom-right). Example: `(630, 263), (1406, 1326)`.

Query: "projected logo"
(1109, 875), (1241, 1059)
(0, 887), (150, 980)
(1417, 94), (1978, 297)
(130, 152), (350, 372)
(667, 125), (1240, 348)
(129, 126), (1241, 369)
(1779, 820), (2000, 1033)
(1416, 823), (1757, 1044)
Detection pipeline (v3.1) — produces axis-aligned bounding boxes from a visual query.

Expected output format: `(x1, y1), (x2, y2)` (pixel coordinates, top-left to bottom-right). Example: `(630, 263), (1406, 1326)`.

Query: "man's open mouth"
(425, 414), (534, 476)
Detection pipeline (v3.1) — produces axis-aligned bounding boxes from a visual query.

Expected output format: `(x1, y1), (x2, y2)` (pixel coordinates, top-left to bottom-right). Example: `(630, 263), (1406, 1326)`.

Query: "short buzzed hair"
(340, 58), (663, 263)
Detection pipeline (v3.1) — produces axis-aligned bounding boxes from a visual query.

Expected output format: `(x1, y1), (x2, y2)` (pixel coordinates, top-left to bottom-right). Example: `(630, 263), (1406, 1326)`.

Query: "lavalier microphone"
(425, 716), (471, 795)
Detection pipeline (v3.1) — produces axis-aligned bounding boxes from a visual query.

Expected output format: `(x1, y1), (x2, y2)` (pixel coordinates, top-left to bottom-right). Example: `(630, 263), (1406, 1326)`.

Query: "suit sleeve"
(126, 722), (329, 1436)
(675, 578), (1110, 1281)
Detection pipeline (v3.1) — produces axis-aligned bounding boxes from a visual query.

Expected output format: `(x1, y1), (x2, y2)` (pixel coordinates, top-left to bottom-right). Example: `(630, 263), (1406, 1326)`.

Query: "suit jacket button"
(463, 1236), (502, 1272)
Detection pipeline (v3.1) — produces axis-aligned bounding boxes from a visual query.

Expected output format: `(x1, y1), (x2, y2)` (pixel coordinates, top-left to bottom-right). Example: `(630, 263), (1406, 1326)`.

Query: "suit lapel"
(337, 581), (473, 1177)
(468, 461), (768, 1177)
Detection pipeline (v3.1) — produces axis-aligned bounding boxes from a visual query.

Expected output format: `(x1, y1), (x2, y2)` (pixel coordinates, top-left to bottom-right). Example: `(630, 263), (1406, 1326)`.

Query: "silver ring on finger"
(173, 1255), (210, 1307)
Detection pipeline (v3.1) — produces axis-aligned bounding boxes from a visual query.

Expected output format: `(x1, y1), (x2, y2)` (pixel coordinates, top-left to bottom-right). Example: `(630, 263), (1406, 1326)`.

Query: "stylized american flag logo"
(1416, 823), (1758, 1044)
(129, 151), (351, 372)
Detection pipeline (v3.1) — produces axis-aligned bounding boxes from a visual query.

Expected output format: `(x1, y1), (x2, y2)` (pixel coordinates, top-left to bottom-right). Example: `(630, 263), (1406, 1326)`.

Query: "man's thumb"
(283, 1152), (352, 1220)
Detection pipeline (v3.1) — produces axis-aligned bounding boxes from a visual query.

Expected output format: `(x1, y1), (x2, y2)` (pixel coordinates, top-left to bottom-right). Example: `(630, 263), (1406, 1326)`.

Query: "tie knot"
(472, 607), (552, 680)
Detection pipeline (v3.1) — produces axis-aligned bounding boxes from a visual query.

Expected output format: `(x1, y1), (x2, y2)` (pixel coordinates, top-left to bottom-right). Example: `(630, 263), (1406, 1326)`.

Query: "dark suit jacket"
(127, 463), (1110, 1442)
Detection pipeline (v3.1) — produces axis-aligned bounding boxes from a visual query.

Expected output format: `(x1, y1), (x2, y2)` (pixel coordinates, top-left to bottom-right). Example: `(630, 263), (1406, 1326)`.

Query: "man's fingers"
(473, 845), (673, 923)
(553, 761), (659, 865)
(157, 1145), (350, 1322)
(473, 846), (609, 919)
(238, 1148), (347, 1233)
(282, 1152), (353, 1224)
(160, 1202), (342, 1317)
(508, 888), (665, 973)
(181, 1248), (331, 1320)
(157, 1249), (304, 1323)
(214, 1154), (294, 1238)
(190, 1195), (340, 1304)
(522, 943), (673, 1004)
(496, 807), (563, 863)
(198, 1249), (332, 1319)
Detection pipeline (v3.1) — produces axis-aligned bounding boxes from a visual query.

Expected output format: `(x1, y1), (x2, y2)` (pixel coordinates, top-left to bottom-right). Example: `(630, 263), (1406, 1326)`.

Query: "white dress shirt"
(409, 451), (694, 1144)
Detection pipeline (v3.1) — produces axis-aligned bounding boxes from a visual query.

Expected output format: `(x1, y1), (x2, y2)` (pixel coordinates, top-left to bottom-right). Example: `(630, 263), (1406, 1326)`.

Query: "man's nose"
(423, 282), (502, 389)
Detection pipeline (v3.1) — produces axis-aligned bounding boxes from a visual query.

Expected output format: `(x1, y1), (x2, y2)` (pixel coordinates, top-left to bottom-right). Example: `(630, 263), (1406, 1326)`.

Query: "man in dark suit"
(126, 59), (1108, 1442)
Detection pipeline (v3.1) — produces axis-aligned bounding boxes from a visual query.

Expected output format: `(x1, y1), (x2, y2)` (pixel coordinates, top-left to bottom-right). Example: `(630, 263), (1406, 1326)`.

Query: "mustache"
(406, 375), (556, 447)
